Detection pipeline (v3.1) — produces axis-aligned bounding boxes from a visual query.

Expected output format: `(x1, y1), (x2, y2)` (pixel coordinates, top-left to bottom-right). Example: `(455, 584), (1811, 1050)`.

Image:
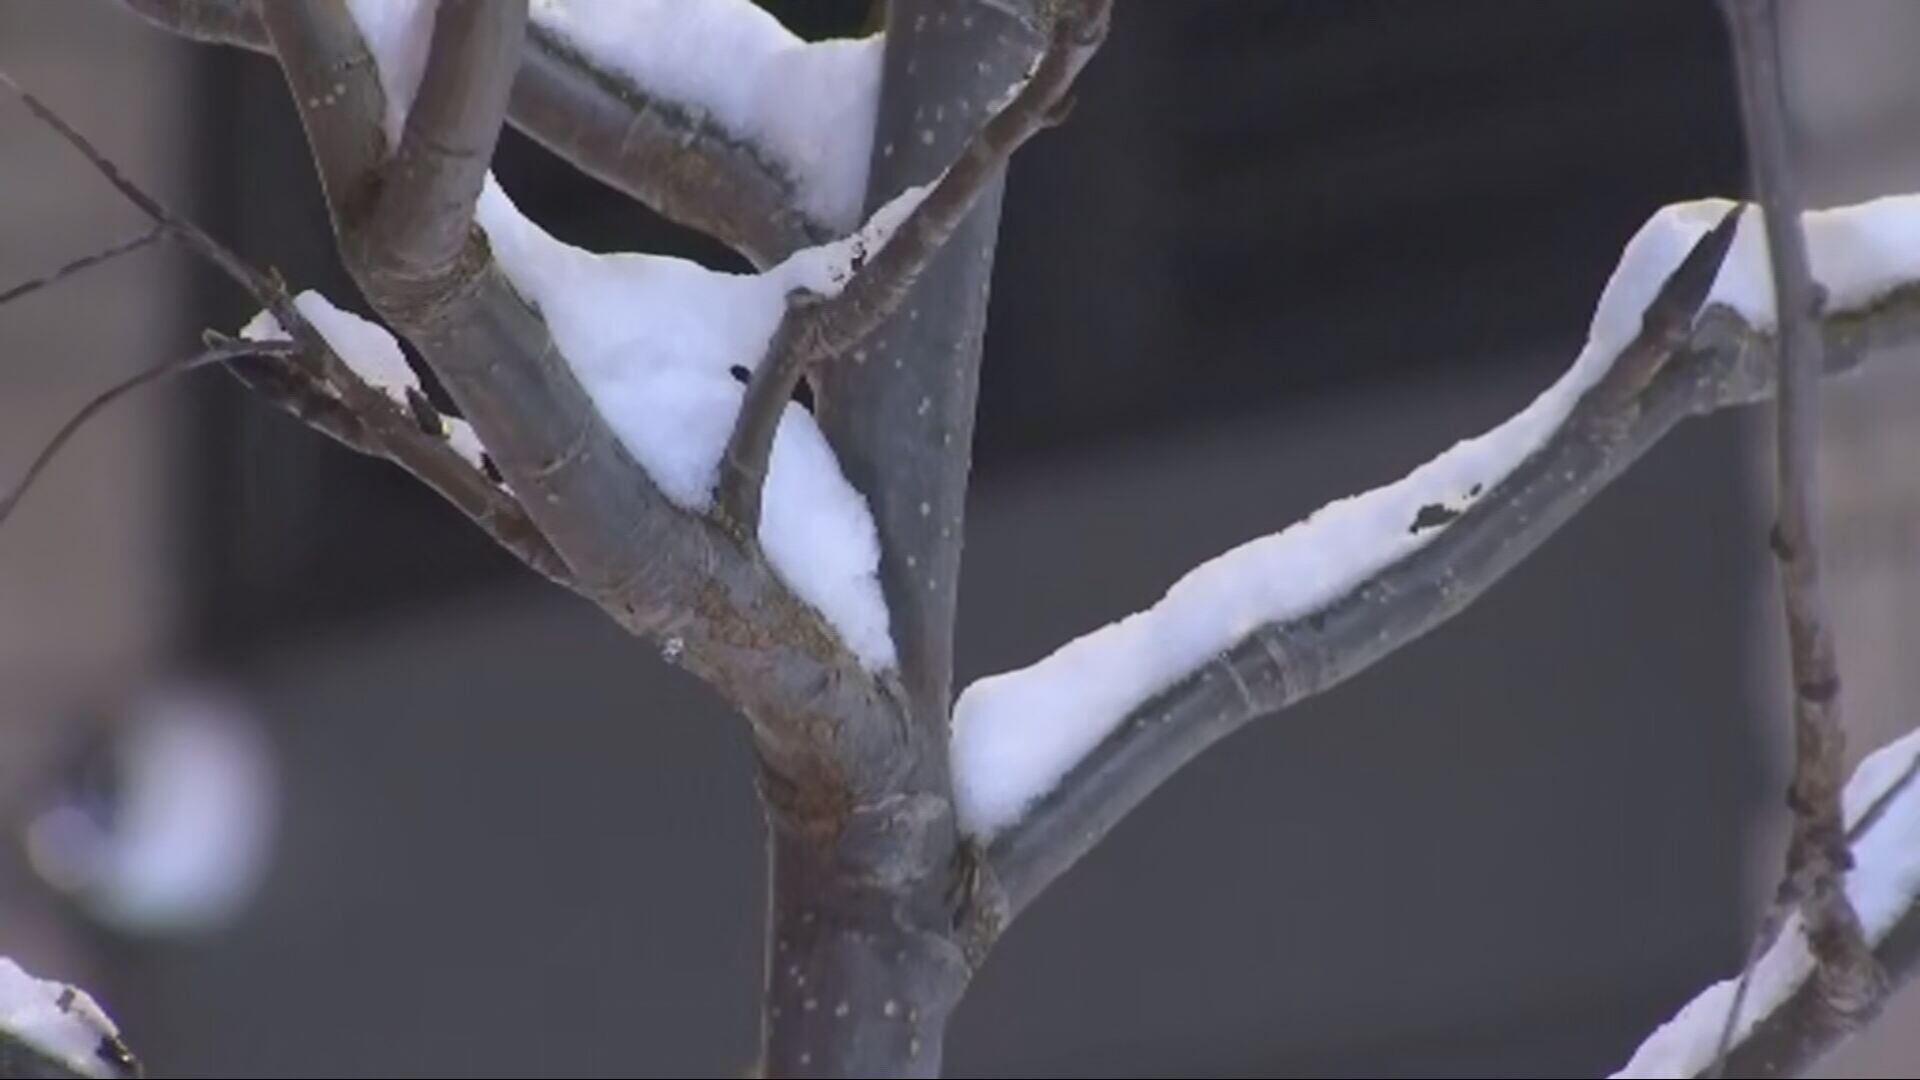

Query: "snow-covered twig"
(116, 0), (879, 266)
(1724, 0), (1882, 1044)
(714, 0), (1111, 537)
(958, 189), (1920, 918)
(1616, 727), (1920, 1078)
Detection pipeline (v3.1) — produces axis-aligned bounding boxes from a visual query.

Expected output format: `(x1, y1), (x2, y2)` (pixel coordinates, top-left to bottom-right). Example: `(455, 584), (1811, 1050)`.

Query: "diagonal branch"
(716, 0), (1110, 549)
(963, 194), (1920, 925)
(1724, 0), (1883, 1032)
(0, 228), (162, 306)
(1, 337), (296, 529)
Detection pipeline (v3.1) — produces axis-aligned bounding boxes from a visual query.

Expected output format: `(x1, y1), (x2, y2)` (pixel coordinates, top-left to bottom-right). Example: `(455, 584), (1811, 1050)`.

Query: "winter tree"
(2, 0), (1920, 1076)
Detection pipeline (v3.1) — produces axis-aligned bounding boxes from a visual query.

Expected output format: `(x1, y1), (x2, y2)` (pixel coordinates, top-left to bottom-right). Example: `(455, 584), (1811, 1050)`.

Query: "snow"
(1612, 726), (1920, 1078)
(950, 193), (1920, 838)
(477, 178), (913, 669)
(242, 291), (422, 408)
(0, 958), (127, 1077)
(340, 0), (913, 669)
(528, 0), (884, 229)
(243, 293), (500, 480)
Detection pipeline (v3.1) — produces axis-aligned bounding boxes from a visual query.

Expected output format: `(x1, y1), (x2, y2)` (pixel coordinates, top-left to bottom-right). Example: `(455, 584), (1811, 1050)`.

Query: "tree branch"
(359, 0), (524, 287)
(1724, 0), (1883, 1032)
(0, 337), (296, 529)
(716, 0), (1109, 541)
(116, 0), (850, 267)
(968, 200), (1920, 925)
(1616, 728), (1920, 1078)
(0, 228), (161, 306)
(117, 0), (262, 48)
(0, 66), (570, 584)
(511, 21), (824, 266)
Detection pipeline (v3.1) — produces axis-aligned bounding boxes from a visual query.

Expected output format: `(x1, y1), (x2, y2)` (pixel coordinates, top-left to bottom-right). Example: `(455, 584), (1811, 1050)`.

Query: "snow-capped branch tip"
(1616, 726), (1920, 1079)
(1723, 0), (1883, 1043)
(714, 0), (1113, 538)
(0, 959), (138, 1079)
(0, 67), (570, 585)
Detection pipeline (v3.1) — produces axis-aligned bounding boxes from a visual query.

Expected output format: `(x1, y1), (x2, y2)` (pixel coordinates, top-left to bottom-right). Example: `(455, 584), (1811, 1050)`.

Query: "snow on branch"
(526, 0), (883, 232)
(1615, 726), (1920, 1078)
(957, 193), (1920, 916)
(329, 0), (907, 670)
(240, 291), (494, 478)
(0, 960), (136, 1079)
(472, 178), (902, 668)
(118, 0), (877, 264)
(716, 0), (1112, 537)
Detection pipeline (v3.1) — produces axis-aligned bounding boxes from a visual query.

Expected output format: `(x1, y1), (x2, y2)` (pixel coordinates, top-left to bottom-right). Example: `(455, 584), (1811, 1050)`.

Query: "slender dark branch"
(0, 228), (162, 306)
(1725, 0), (1883, 1028)
(117, 0), (262, 47)
(0, 338), (294, 529)
(116, 0), (834, 266)
(716, 0), (1112, 536)
(970, 204), (1920, 923)
(0, 69), (274, 303)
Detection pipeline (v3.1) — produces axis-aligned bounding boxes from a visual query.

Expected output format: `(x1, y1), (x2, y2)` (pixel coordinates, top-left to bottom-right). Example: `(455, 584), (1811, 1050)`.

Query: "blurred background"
(1, 0), (1918, 1075)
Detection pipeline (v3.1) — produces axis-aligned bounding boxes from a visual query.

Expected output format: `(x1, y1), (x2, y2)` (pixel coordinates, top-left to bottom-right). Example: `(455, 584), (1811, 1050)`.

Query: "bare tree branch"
(716, 0), (1111, 539)
(0, 228), (161, 306)
(1724, 0), (1884, 1033)
(0, 337), (296, 529)
(116, 0), (842, 267)
(117, 0), (261, 48)
(0, 66), (571, 586)
(970, 205), (1920, 924)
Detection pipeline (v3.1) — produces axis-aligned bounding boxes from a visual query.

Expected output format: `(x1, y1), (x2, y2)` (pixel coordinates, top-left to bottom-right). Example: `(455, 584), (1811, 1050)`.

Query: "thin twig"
(1724, 0), (1884, 1041)
(0, 68), (288, 313)
(714, 0), (1113, 535)
(0, 338), (296, 528)
(0, 228), (163, 306)
(0, 66), (572, 585)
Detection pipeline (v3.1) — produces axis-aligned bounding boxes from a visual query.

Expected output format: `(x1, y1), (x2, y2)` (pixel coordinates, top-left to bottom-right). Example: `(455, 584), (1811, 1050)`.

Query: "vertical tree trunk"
(761, 3), (1043, 1076)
